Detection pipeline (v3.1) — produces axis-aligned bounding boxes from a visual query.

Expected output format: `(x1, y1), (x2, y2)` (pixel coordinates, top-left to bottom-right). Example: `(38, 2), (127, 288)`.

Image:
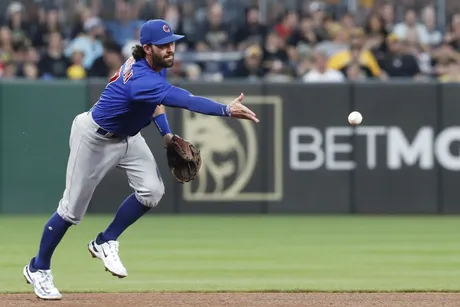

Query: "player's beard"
(151, 52), (174, 68)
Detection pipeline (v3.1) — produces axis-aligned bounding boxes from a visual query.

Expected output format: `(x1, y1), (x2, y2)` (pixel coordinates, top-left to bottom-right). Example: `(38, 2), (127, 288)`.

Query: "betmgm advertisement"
(290, 126), (460, 171)
(181, 96), (283, 202)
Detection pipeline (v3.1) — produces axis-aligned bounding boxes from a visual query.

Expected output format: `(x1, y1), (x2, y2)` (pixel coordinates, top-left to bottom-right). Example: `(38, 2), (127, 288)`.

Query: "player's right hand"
(227, 93), (260, 123)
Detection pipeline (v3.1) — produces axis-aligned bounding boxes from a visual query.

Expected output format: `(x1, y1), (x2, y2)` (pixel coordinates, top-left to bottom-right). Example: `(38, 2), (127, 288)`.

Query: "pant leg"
(117, 133), (165, 208)
(57, 112), (127, 224)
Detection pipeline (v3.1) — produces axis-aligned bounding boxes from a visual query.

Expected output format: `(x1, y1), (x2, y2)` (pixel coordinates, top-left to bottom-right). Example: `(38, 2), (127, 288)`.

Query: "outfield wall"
(1, 80), (460, 214)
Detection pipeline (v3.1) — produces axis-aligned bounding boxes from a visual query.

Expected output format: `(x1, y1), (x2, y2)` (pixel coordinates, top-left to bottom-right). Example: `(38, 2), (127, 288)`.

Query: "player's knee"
(135, 181), (165, 208)
(56, 206), (82, 225)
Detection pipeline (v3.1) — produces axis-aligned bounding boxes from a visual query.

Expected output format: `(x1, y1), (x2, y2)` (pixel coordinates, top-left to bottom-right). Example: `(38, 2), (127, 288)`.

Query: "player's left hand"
(227, 93), (260, 123)
(164, 134), (202, 183)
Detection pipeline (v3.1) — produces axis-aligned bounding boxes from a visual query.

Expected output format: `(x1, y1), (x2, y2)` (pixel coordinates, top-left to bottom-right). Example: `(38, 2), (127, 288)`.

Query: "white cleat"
(88, 239), (128, 278)
(23, 264), (62, 300)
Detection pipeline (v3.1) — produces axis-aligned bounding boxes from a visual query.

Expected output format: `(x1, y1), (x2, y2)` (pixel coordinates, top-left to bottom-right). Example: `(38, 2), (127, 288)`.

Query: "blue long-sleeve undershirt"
(162, 86), (228, 116)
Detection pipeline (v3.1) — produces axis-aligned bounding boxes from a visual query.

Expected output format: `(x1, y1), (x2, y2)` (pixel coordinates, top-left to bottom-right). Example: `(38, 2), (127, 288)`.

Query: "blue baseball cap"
(140, 19), (184, 46)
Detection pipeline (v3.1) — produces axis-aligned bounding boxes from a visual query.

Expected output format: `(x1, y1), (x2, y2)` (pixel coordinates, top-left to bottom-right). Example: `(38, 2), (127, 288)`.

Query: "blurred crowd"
(2, 0), (460, 82)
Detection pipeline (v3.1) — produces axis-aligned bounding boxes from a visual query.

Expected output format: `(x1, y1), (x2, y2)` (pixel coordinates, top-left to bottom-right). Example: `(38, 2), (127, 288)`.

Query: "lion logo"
(183, 113), (257, 197)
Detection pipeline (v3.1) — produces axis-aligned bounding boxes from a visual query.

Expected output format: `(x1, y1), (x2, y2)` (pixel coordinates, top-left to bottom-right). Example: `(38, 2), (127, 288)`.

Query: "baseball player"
(23, 19), (259, 300)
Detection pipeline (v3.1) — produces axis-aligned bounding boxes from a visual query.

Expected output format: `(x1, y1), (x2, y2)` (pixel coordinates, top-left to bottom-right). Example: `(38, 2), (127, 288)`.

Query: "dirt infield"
(1, 293), (460, 307)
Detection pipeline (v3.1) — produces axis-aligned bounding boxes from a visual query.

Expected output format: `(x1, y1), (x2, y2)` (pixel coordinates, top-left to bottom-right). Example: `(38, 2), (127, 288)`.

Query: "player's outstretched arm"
(162, 86), (259, 123)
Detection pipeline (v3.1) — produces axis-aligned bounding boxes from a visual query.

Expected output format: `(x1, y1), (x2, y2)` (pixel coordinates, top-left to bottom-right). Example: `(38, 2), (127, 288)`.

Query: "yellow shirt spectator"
(67, 65), (87, 80)
(327, 49), (381, 77)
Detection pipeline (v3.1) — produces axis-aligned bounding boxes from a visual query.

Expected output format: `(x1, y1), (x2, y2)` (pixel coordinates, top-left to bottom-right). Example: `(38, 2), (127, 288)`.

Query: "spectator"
(365, 13), (389, 38)
(27, 45), (40, 65)
(11, 40), (31, 77)
(341, 12), (357, 32)
(68, 5), (92, 40)
(327, 29), (382, 79)
(88, 40), (123, 79)
(167, 59), (187, 81)
(315, 23), (350, 57)
(23, 61), (38, 79)
(295, 50), (315, 78)
(233, 6), (267, 51)
(184, 63), (202, 81)
(338, 42), (374, 79)
(261, 31), (289, 75)
(0, 26), (14, 64)
(232, 44), (264, 80)
(431, 42), (460, 78)
(274, 10), (298, 41)
(404, 29), (433, 76)
(392, 9), (429, 47)
(67, 49), (87, 80)
(195, 0), (221, 24)
(380, 34), (421, 79)
(421, 6), (443, 48)
(439, 58), (460, 82)
(195, 3), (233, 51)
(308, 1), (329, 41)
(104, 1), (143, 48)
(138, 0), (167, 21)
(38, 31), (70, 79)
(32, 4), (65, 49)
(1, 61), (18, 78)
(379, 2), (396, 33)
(286, 15), (318, 63)
(175, 1), (200, 50)
(445, 14), (460, 52)
(364, 13), (390, 64)
(163, 4), (181, 33)
(64, 17), (104, 69)
(164, 4), (188, 52)
(303, 49), (345, 83)
(5, 1), (30, 46)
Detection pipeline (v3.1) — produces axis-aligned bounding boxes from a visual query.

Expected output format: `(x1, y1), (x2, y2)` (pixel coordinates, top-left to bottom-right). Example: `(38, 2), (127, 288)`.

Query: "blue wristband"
(153, 113), (172, 136)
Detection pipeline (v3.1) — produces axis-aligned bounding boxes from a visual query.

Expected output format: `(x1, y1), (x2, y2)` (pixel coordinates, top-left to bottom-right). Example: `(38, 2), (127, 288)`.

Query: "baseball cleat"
(23, 263), (62, 300)
(88, 239), (128, 278)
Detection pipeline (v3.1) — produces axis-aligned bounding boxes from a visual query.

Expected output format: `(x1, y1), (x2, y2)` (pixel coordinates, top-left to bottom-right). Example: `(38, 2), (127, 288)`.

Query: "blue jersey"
(91, 57), (171, 137)
(91, 56), (228, 138)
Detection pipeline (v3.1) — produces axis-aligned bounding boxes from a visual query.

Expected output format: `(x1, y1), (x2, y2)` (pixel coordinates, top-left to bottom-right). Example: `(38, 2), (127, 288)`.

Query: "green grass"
(0, 215), (459, 293)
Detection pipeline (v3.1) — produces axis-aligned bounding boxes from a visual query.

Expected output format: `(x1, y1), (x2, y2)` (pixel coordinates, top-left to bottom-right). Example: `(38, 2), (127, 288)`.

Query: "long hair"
(132, 44), (146, 61)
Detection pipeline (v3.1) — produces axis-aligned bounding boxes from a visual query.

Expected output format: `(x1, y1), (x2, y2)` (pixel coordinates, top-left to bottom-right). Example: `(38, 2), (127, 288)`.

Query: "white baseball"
(348, 111), (363, 125)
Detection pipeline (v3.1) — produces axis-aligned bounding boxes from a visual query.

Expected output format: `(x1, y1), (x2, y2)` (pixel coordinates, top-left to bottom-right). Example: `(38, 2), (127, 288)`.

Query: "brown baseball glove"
(165, 134), (202, 183)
